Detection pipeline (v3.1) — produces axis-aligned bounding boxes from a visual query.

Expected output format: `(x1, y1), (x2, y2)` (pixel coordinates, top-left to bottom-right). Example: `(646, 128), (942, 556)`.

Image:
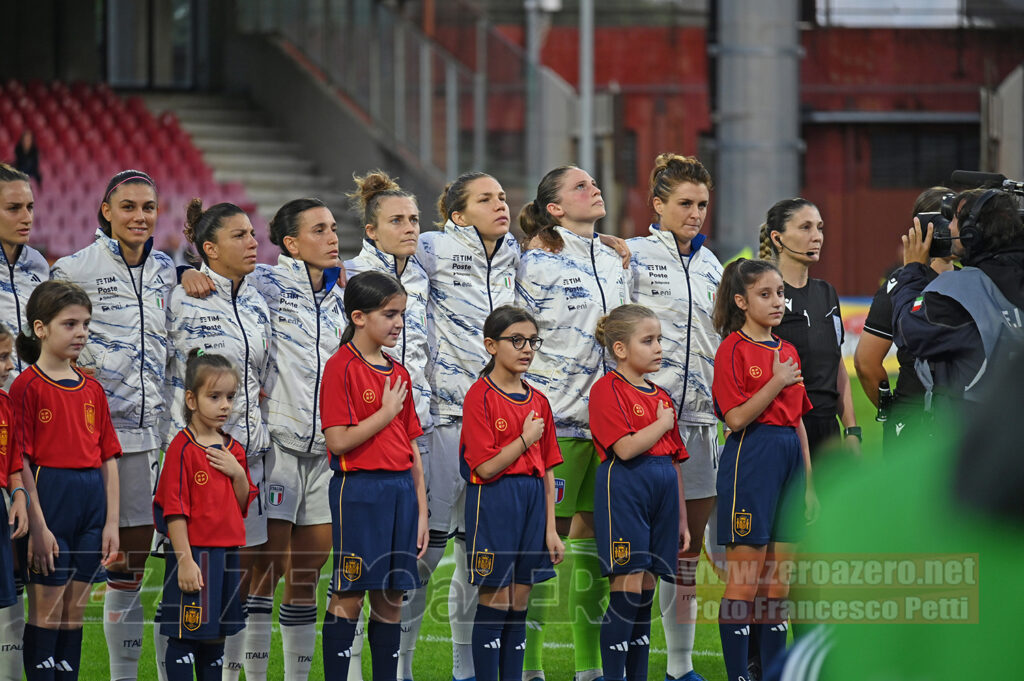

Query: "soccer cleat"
(523, 671), (545, 681)
(747, 659), (762, 681)
(453, 677), (476, 681)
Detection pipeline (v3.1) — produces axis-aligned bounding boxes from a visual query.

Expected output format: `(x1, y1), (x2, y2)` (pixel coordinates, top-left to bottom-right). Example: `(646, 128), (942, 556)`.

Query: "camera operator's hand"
(902, 218), (932, 267)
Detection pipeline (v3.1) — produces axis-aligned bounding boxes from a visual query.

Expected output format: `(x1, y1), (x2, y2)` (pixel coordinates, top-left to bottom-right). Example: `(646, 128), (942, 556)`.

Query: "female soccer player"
(154, 350), (257, 681)
(166, 200), (272, 681)
(461, 305), (563, 681)
(318, 270), (428, 681)
(418, 171), (520, 681)
(710, 259), (817, 681)
(0, 164), (48, 380)
(589, 304), (689, 681)
(345, 171), (433, 681)
(517, 165), (629, 681)
(627, 154), (722, 680)
(12, 280), (121, 680)
(50, 169), (177, 681)
(0, 163), (46, 679)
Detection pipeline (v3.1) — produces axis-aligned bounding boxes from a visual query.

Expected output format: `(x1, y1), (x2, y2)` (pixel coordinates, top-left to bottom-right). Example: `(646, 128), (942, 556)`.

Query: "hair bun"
(184, 198), (204, 244)
(594, 315), (609, 347)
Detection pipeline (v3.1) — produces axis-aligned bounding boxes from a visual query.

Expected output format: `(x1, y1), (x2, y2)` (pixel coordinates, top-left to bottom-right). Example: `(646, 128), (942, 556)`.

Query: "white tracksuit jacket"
(417, 221), (520, 427)
(51, 230), (176, 451)
(627, 227), (723, 426)
(0, 243), (47, 379)
(516, 226), (629, 439)
(345, 238), (433, 432)
(164, 263), (273, 458)
(251, 255), (346, 455)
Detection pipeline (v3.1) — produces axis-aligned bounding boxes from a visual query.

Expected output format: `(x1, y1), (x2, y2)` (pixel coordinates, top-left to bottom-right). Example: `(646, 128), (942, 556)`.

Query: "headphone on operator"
(957, 189), (1000, 261)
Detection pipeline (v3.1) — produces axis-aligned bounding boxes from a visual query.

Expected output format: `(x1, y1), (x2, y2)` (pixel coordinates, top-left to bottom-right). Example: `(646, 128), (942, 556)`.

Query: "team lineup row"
(0, 156), (852, 681)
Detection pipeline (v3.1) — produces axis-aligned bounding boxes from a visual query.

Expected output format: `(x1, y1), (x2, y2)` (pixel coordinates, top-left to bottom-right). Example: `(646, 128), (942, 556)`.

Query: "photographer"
(892, 187), (1024, 411)
(854, 187), (955, 449)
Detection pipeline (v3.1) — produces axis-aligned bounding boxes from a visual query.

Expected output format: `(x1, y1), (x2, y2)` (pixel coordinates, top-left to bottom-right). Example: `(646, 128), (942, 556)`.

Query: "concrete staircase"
(142, 92), (363, 256)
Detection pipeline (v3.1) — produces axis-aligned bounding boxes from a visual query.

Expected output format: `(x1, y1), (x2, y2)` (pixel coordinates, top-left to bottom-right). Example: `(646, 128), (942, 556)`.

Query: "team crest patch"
(554, 478), (565, 504)
(362, 389), (376, 404)
(194, 470), (209, 486)
(733, 512), (752, 537)
(38, 409), (53, 423)
(749, 366), (763, 379)
(84, 402), (96, 433)
(0, 423), (7, 456)
(473, 551), (494, 577)
(268, 484), (284, 506)
(612, 540), (630, 566)
(494, 418), (508, 432)
(183, 604), (203, 632)
(342, 555), (362, 582)
(632, 404), (645, 417)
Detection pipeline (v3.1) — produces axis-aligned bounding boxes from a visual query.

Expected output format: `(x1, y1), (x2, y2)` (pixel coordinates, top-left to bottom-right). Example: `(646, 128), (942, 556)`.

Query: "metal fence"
(236, 0), (578, 195)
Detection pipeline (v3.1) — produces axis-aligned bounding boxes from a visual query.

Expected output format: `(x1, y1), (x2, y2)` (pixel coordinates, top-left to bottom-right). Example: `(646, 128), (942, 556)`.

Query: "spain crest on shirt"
(84, 401), (96, 433)
(554, 478), (565, 504)
(0, 423), (7, 456)
(183, 604), (203, 632)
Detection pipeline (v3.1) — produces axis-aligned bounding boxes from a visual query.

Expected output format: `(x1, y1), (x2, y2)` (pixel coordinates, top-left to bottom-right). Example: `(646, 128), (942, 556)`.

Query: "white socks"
(104, 584), (145, 680)
(0, 596), (24, 681)
(659, 559), (699, 679)
(243, 594), (273, 680)
(449, 537), (479, 681)
(280, 603), (318, 681)
(398, 541), (446, 680)
(153, 603), (168, 681)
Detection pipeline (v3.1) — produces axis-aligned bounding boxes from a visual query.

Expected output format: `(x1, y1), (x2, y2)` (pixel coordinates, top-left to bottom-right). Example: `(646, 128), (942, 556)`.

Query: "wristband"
(10, 487), (28, 508)
(520, 435), (528, 451)
(844, 426), (862, 442)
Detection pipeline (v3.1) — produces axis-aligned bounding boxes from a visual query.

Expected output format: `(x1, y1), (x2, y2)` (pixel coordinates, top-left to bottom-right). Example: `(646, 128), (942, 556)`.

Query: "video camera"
(915, 171), (1024, 259)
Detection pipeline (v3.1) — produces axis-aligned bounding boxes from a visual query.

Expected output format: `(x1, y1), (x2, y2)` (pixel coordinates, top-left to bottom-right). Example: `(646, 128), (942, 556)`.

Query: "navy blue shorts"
(30, 467), (107, 586)
(594, 455), (680, 577)
(716, 423), (805, 546)
(159, 546), (245, 640)
(329, 470), (422, 593)
(0, 500), (14, 608)
(465, 475), (556, 588)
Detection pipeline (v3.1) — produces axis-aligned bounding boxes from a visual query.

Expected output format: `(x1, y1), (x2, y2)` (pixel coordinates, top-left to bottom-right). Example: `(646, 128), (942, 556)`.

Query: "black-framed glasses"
(498, 335), (543, 351)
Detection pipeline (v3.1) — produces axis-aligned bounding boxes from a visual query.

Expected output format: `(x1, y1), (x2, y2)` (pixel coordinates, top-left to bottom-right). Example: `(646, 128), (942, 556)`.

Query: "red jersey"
(0, 390), (20, 489)
(589, 370), (688, 462)
(9, 365), (121, 469)
(460, 376), (563, 484)
(712, 331), (813, 428)
(319, 343), (423, 472)
(154, 428), (257, 547)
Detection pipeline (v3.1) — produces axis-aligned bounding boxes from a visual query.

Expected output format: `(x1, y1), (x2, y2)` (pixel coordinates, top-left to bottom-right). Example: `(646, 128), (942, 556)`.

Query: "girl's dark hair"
(349, 170), (416, 230)
(269, 197), (329, 257)
(650, 153), (713, 209)
(595, 304), (657, 355)
(758, 198), (817, 260)
(184, 198), (246, 266)
(340, 270), (407, 345)
(518, 165), (577, 251)
(182, 349), (238, 425)
(98, 169), (157, 235)
(0, 163), (29, 184)
(480, 305), (538, 377)
(436, 171), (491, 228)
(712, 258), (783, 337)
(16, 280), (93, 365)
